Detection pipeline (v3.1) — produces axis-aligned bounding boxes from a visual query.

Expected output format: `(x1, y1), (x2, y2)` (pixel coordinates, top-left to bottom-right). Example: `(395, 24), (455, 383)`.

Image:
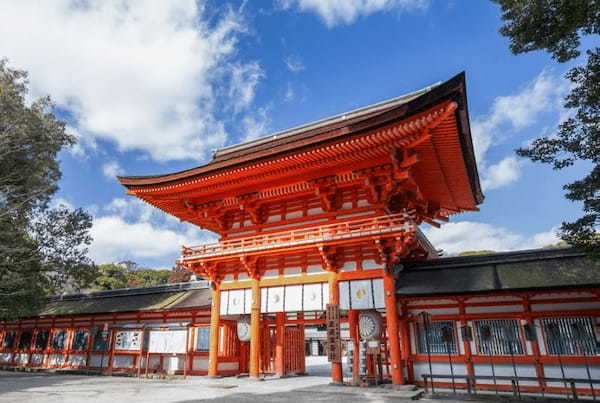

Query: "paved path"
(0, 358), (468, 403)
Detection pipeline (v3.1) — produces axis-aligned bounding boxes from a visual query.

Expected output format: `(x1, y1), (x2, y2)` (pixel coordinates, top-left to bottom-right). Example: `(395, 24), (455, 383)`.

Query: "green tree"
(457, 250), (496, 256)
(91, 264), (129, 291)
(493, 0), (600, 257)
(0, 60), (95, 319)
(127, 269), (171, 288)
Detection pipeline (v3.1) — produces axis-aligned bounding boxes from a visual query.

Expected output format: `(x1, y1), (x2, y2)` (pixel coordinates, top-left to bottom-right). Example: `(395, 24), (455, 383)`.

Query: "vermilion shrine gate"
(2, 73), (600, 397)
(118, 72), (482, 384)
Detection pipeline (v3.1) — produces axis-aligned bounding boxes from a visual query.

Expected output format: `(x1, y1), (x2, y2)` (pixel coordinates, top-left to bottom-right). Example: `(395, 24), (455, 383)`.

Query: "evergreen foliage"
(494, 0), (600, 257)
(0, 60), (95, 320)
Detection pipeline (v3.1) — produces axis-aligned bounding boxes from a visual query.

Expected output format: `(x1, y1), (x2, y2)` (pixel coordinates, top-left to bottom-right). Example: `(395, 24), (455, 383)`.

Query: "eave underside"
(127, 101), (479, 235)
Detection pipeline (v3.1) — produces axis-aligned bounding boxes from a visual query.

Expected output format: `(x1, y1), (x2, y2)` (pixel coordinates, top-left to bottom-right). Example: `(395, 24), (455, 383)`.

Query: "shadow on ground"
(0, 370), (94, 395)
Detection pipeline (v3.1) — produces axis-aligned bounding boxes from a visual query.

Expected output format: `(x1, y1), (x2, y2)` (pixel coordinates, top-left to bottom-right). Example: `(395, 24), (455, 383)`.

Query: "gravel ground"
(0, 357), (480, 403)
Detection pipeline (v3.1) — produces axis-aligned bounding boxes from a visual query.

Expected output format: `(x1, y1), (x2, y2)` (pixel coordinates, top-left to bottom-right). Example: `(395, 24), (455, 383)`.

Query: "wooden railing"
(181, 213), (414, 259)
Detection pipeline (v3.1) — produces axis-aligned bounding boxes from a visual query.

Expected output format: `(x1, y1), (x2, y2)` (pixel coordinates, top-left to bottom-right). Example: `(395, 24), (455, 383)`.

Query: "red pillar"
(384, 271), (405, 385)
(458, 299), (475, 389)
(398, 303), (414, 383)
(523, 294), (546, 392)
(348, 310), (360, 384)
(208, 283), (221, 377)
(249, 278), (261, 379)
(298, 312), (306, 374)
(328, 272), (343, 383)
(275, 312), (285, 377)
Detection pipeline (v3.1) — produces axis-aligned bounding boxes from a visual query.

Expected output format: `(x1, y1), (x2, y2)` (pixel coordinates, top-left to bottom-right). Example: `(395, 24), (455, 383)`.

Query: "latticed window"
(35, 331), (49, 350)
(474, 319), (524, 355)
(92, 328), (109, 351)
(2, 332), (15, 349)
(542, 317), (600, 356)
(18, 331), (33, 350)
(72, 330), (89, 351)
(196, 327), (210, 352)
(52, 330), (67, 350)
(417, 321), (457, 354)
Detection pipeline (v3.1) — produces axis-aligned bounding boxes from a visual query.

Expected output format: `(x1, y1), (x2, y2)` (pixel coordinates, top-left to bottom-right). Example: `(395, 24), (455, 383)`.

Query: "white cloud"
(423, 221), (560, 256)
(241, 107), (271, 142)
(227, 62), (265, 112)
(471, 70), (569, 191)
(284, 83), (296, 102)
(279, 0), (429, 27)
(89, 216), (208, 263)
(480, 156), (522, 191)
(102, 161), (123, 180)
(284, 55), (305, 72)
(89, 198), (215, 265)
(0, 1), (265, 162)
(51, 197), (74, 210)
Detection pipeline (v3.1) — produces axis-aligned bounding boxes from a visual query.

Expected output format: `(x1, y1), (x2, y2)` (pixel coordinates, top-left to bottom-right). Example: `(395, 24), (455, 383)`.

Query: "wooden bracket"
(317, 245), (342, 272)
(355, 165), (396, 205)
(373, 231), (418, 271)
(240, 255), (260, 279)
(196, 261), (221, 284)
(237, 193), (265, 225)
(184, 199), (229, 232)
(308, 176), (341, 212)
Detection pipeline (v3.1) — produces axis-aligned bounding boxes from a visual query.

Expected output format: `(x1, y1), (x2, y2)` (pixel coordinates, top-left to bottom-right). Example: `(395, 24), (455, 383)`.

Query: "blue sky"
(1, 0), (593, 267)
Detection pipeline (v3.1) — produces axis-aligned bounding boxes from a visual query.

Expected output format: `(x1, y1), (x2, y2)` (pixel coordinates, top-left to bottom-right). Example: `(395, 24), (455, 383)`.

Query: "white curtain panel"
(148, 330), (187, 354)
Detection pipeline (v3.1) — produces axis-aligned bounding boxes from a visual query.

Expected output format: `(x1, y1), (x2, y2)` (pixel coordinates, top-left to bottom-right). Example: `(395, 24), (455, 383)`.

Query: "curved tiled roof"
(39, 282), (211, 317)
(396, 247), (600, 296)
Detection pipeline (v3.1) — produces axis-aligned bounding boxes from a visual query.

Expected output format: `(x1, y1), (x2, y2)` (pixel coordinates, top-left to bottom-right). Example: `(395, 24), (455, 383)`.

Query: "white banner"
(114, 331), (142, 351)
(148, 330), (187, 354)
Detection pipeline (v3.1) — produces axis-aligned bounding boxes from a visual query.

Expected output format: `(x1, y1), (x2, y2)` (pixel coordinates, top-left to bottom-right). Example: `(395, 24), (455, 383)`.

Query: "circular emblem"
(237, 317), (251, 342)
(271, 293), (281, 303)
(359, 310), (382, 341)
(355, 288), (367, 299)
(309, 291), (318, 301)
(232, 297), (240, 306)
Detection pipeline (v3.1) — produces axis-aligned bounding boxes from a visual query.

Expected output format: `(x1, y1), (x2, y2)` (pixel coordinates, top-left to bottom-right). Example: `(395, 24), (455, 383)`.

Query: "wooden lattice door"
(284, 326), (305, 375)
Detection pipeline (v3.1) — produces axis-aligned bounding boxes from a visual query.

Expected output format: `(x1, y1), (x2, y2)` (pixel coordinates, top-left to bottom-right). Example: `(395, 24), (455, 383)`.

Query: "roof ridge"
(47, 281), (210, 302)
(404, 246), (583, 271)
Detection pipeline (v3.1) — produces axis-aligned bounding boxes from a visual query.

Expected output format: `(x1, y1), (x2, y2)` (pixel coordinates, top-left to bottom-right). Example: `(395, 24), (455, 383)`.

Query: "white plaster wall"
(14, 353), (28, 365)
(340, 261), (356, 272)
(531, 302), (600, 312)
(48, 354), (65, 366)
(544, 364), (600, 388)
(408, 299), (456, 306)
(262, 270), (279, 279)
(222, 274), (234, 283)
(166, 356), (184, 373)
(531, 292), (596, 300)
(267, 215), (281, 223)
(306, 264), (323, 275)
(336, 210), (374, 219)
(30, 353), (44, 365)
(284, 267), (301, 276)
(285, 211), (303, 219)
(413, 361), (467, 382)
(69, 354), (87, 367)
(113, 354), (133, 368)
(218, 361), (239, 371)
(466, 305), (523, 314)
(467, 296), (522, 303)
(89, 354), (109, 368)
(193, 357), (209, 372)
(361, 260), (381, 270)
